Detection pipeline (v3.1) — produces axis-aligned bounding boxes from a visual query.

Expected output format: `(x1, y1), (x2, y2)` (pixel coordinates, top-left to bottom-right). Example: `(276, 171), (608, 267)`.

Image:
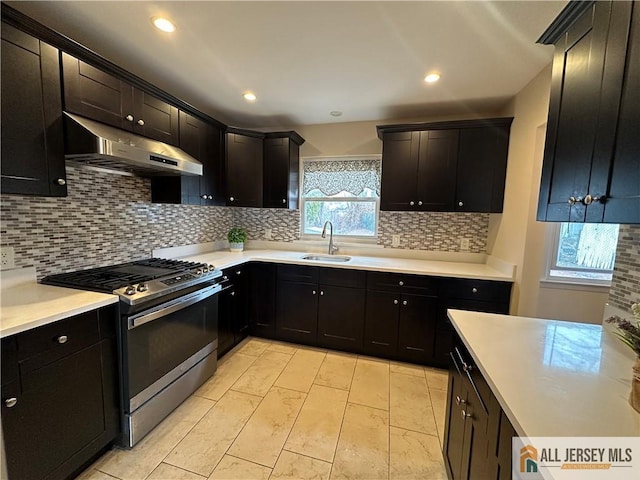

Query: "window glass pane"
(555, 223), (619, 270)
(303, 200), (377, 236)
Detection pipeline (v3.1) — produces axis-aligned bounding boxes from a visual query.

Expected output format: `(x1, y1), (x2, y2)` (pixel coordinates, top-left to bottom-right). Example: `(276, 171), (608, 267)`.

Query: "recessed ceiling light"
(424, 73), (441, 84)
(330, 111), (343, 117)
(152, 17), (176, 33)
(243, 92), (257, 102)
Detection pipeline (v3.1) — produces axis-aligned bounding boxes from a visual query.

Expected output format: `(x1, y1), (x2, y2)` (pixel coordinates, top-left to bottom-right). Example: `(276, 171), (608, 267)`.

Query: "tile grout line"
(327, 384), (351, 480)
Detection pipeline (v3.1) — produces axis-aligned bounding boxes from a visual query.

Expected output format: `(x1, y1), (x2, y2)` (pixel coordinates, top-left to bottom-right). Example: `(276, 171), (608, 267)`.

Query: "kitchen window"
(546, 222), (620, 285)
(300, 156), (381, 240)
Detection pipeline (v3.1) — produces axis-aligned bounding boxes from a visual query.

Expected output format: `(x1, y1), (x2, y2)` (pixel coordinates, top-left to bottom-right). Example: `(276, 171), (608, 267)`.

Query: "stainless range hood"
(63, 112), (202, 176)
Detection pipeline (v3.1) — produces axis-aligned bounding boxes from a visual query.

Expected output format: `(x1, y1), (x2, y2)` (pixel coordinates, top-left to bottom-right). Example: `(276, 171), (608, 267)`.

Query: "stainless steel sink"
(301, 254), (352, 263)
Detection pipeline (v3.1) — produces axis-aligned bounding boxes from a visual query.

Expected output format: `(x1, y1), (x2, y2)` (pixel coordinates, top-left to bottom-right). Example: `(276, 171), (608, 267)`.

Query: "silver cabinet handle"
(418, 200), (423, 206)
(137, 119), (145, 126)
(583, 194), (606, 205)
(568, 196), (582, 206)
(229, 197), (235, 202)
(223, 275), (228, 280)
(458, 201), (464, 207)
(56, 178), (66, 186)
(201, 194), (207, 199)
(236, 270), (241, 275)
(208, 195), (213, 200)
(399, 281), (404, 286)
(320, 291), (324, 296)
(409, 201), (415, 206)
(312, 290), (317, 295)
(461, 410), (472, 419)
(393, 299), (399, 305)
(125, 114), (134, 122)
(282, 199), (286, 204)
(230, 291), (235, 296)
(472, 288), (478, 293)
(402, 300), (408, 306)
(4, 398), (17, 408)
(455, 395), (466, 405)
(57, 335), (68, 344)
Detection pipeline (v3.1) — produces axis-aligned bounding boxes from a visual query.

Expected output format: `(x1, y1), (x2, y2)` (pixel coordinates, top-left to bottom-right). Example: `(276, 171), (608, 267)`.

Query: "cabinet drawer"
(319, 267), (366, 288)
(16, 310), (100, 365)
(277, 264), (318, 283)
(444, 279), (512, 303)
(366, 271), (438, 294)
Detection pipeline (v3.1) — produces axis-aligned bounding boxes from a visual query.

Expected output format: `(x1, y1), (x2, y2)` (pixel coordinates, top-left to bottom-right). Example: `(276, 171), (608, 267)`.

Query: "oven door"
(123, 283), (220, 412)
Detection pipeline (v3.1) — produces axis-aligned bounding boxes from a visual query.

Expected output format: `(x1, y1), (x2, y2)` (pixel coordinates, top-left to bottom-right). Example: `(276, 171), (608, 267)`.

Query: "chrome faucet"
(321, 221), (339, 255)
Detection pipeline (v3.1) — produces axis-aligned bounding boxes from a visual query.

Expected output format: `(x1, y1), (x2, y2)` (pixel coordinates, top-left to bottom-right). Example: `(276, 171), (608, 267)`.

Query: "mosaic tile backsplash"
(1, 165), (490, 278)
(608, 224), (640, 314)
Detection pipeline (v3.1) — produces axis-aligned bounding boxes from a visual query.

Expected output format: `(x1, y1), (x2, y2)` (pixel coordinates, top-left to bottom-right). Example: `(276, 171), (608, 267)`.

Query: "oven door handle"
(128, 284), (221, 330)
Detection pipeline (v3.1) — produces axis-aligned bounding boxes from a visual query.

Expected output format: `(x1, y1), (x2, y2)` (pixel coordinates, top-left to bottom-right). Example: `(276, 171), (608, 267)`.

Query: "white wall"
(488, 64), (609, 323)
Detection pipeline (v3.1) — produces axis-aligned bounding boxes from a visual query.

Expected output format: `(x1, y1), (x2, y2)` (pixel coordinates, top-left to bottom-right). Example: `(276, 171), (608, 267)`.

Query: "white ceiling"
(8, 1), (567, 128)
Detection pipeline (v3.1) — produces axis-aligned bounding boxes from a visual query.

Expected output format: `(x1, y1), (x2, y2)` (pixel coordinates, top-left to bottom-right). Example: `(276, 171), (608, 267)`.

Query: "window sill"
(539, 278), (611, 293)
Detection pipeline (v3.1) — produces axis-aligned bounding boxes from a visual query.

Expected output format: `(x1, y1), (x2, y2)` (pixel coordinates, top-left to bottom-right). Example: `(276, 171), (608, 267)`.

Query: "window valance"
(302, 159), (381, 197)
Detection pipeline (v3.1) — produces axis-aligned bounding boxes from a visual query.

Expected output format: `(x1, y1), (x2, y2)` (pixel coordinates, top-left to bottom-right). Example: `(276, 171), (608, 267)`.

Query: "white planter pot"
(229, 242), (244, 252)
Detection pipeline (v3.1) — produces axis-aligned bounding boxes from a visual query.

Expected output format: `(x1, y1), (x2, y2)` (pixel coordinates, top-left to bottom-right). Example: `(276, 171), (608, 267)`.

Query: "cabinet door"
(2, 344), (105, 480)
(537, 2), (614, 222)
(363, 290), (400, 358)
(276, 281), (318, 345)
(456, 126), (510, 213)
(231, 267), (250, 341)
(317, 286), (365, 352)
(397, 293), (437, 364)
(131, 89), (179, 145)
(380, 131), (420, 210)
(444, 363), (467, 480)
(416, 130), (458, 211)
(1, 24), (66, 196)
(601, 2), (640, 223)
(226, 133), (263, 207)
(62, 52), (133, 130)
(264, 137), (298, 208)
(250, 263), (277, 339)
(217, 287), (236, 358)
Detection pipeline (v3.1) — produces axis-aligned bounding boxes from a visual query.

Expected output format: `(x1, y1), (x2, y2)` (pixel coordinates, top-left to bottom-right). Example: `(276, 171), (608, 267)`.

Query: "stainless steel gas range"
(41, 258), (222, 447)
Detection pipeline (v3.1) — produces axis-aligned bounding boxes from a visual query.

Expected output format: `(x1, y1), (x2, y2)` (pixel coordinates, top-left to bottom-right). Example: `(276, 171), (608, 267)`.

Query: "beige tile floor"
(77, 337), (449, 480)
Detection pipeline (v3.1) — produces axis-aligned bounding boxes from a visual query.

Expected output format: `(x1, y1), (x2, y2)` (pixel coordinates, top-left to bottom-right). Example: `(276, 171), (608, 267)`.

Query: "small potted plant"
(227, 227), (248, 252)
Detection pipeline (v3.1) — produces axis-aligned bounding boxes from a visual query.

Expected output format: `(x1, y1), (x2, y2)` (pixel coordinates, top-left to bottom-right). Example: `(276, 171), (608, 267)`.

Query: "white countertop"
(448, 309), (640, 437)
(0, 267), (118, 338)
(174, 249), (514, 282)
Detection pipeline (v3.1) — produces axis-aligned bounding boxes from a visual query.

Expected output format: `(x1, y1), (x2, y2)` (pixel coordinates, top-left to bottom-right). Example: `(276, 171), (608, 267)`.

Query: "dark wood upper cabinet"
(537, 0), (639, 223)
(1, 22), (66, 197)
(263, 132), (304, 209)
(225, 130), (264, 207)
(62, 53), (179, 146)
(151, 111), (224, 206)
(378, 118), (512, 213)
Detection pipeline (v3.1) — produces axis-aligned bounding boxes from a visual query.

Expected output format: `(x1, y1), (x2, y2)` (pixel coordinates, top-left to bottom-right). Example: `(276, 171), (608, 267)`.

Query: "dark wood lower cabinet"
(276, 280), (319, 345)
(364, 290), (400, 358)
(444, 342), (515, 480)
(397, 293), (438, 363)
(249, 263), (277, 339)
(1, 305), (120, 480)
(317, 285), (365, 352)
(217, 266), (251, 358)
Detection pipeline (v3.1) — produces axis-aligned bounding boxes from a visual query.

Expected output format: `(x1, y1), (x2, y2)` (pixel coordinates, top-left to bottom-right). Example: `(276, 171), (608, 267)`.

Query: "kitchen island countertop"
(448, 309), (640, 437)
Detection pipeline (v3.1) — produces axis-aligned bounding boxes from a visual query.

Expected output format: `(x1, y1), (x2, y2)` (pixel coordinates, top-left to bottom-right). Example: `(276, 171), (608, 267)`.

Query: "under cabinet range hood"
(63, 112), (202, 176)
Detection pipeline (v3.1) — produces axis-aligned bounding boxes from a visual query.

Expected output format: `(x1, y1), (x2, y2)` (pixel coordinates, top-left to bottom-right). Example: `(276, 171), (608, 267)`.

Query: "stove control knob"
(124, 286), (136, 295)
(195, 269), (203, 276)
(137, 283), (148, 292)
(201, 265), (209, 273)
(208, 264), (215, 271)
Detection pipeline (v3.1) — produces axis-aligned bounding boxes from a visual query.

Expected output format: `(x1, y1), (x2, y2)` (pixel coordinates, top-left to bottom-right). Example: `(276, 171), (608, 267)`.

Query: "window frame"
(544, 222), (619, 287)
(299, 155), (382, 242)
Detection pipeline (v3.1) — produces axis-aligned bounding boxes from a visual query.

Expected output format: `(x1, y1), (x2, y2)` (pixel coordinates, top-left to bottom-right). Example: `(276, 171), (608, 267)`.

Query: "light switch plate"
(392, 235), (400, 247)
(1, 246), (15, 269)
(459, 238), (470, 251)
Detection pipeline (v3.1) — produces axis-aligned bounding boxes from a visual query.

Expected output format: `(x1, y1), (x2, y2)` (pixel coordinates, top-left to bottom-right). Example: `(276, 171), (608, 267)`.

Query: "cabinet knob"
(461, 410), (472, 419)
(125, 114), (134, 122)
(402, 300), (408, 306)
(398, 281), (404, 286)
(583, 194), (606, 205)
(320, 291), (324, 296)
(229, 197), (235, 202)
(458, 201), (464, 207)
(472, 287), (478, 293)
(230, 291), (235, 296)
(56, 178), (66, 186)
(568, 196), (582, 206)
(236, 270), (241, 275)
(418, 200), (423, 206)
(223, 275), (228, 280)
(208, 195), (213, 200)
(282, 198), (286, 204)
(312, 290), (317, 295)
(4, 398), (17, 408)
(455, 395), (466, 405)
(201, 194), (207, 199)
(57, 335), (68, 344)
(409, 201), (415, 206)
(393, 299), (399, 305)
(137, 119), (145, 126)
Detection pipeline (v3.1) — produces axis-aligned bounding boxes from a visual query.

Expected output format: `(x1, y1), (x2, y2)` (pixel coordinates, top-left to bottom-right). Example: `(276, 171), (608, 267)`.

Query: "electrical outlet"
(392, 235), (400, 247)
(264, 228), (272, 240)
(1, 246), (15, 269)
(459, 238), (470, 251)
